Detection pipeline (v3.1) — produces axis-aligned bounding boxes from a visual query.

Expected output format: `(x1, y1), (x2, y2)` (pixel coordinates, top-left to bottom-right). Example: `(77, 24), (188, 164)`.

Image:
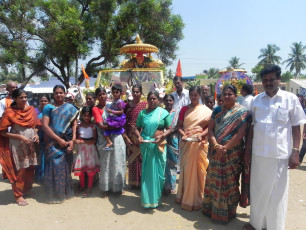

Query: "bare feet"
(101, 191), (110, 198)
(16, 197), (28, 206)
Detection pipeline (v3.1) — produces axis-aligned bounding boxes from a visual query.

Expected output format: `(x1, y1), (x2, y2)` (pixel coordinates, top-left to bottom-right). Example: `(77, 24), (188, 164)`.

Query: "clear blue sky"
(169, 0), (306, 76)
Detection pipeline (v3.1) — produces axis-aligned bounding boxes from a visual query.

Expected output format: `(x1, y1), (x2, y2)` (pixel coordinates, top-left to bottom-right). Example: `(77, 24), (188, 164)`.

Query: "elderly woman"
(42, 85), (78, 203)
(175, 86), (212, 211)
(123, 84), (147, 188)
(202, 84), (249, 223)
(134, 90), (172, 208)
(0, 89), (40, 206)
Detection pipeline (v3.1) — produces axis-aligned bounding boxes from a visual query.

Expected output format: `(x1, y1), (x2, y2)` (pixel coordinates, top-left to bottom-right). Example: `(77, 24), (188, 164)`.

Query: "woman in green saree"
(135, 91), (172, 208)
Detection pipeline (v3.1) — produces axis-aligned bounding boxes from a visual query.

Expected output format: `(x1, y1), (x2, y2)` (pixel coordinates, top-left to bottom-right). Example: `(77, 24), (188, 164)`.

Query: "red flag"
(255, 87), (258, 95)
(175, 59), (182, 77)
(81, 64), (90, 79)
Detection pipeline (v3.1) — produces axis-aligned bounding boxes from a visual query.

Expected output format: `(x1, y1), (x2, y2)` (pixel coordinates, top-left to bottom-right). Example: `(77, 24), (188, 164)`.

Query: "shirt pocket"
(276, 108), (289, 124)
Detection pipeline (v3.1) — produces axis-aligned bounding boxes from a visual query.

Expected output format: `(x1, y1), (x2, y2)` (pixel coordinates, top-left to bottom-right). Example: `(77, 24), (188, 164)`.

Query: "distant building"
(289, 79), (306, 96)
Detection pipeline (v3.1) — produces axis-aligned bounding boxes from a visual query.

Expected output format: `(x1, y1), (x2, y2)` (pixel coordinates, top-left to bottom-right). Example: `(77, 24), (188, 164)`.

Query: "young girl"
(73, 106), (100, 197)
(103, 84), (126, 149)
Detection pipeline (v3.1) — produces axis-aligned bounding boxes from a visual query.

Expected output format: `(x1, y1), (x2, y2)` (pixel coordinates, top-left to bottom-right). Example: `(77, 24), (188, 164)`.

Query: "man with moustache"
(243, 65), (306, 230)
(200, 85), (210, 104)
(171, 76), (190, 112)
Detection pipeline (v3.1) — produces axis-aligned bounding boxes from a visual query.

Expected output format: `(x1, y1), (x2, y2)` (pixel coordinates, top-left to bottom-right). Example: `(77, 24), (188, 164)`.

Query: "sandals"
(16, 198), (28, 206)
(103, 147), (113, 150)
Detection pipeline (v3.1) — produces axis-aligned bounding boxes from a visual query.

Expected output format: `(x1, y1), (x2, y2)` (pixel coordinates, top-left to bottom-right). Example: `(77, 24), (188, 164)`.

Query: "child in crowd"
(73, 106), (100, 197)
(103, 84), (126, 150)
(217, 94), (223, 107)
(204, 95), (215, 110)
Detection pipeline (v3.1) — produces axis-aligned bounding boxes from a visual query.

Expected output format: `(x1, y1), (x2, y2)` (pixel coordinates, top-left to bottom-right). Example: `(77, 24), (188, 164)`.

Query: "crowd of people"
(0, 64), (305, 230)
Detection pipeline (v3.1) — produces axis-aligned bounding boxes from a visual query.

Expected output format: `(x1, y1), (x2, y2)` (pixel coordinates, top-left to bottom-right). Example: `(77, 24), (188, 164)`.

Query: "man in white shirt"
(0, 81), (18, 118)
(240, 84), (253, 110)
(171, 76), (190, 112)
(243, 65), (306, 230)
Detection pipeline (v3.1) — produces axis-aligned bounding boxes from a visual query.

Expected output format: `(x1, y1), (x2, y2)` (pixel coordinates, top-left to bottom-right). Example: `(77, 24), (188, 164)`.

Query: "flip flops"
(103, 147), (113, 150)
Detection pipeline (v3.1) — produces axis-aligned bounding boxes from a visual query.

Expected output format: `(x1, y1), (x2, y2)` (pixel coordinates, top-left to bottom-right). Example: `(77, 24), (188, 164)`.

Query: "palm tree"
(258, 44), (282, 66)
(283, 42), (306, 78)
(228, 57), (244, 69)
(204, 67), (220, 79)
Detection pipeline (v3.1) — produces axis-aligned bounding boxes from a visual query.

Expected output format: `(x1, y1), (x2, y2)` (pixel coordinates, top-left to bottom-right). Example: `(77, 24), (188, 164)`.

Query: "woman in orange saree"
(0, 89), (39, 206)
(175, 86), (212, 211)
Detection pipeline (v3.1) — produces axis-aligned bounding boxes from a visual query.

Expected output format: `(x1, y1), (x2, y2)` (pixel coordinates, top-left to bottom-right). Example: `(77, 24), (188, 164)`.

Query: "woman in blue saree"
(163, 94), (179, 194)
(135, 91), (172, 208)
(35, 94), (50, 182)
(42, 85), (78, 203)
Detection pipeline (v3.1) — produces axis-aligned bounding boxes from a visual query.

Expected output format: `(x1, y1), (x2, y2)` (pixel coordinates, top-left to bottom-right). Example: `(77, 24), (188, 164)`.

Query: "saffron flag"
(175, 59), (182, 77)
(255, 87), (258, 95)
(81, 64), (90, 79)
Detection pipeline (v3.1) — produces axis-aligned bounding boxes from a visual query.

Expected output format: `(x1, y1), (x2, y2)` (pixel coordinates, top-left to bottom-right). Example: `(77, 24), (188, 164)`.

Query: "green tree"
(0, 0), (184, 88)
(251, 64), (264, 82)
(283, 42), (306, 78)
(281, 71), (294, 82)
(258, 44), (282, 66)
(203, 67), (220, 79)
(228, 57), (244, 69)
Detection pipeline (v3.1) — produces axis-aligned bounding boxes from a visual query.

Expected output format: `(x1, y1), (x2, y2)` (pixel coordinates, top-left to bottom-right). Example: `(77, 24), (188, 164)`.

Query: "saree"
(175, 105), (211, 211)
(0, 106), (39, 199)
(43, 103), (79, 202)
(35, 112), (45, 181)
(96, 102), (126, 192)
(164, 109), (179, 192)
(124, 101), (147, 187)
(202, 105), (249, 223)
(136, 107), (171, 208)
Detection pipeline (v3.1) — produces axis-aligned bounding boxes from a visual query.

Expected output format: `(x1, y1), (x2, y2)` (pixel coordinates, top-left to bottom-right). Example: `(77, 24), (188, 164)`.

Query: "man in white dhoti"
(243, 65), (306, 230)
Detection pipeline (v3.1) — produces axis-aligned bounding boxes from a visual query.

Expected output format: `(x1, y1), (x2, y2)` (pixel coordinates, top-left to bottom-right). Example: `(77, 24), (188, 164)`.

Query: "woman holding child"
(92, 86), (126, 195)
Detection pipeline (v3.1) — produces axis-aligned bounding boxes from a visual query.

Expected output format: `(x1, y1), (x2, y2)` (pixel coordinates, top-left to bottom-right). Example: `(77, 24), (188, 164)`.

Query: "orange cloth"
(12, 166), (35, 199)
(5, 96), (12, 109)
(0, 106), (39, 184)
(175, 105), (212, 211)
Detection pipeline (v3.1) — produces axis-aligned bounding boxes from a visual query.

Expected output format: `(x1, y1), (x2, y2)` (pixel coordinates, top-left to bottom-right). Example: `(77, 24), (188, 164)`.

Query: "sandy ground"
(0, 161), (305, 230)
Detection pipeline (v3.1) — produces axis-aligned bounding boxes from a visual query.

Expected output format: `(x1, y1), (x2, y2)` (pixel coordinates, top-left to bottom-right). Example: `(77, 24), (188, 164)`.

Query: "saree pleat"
(176, 105), (211, 211)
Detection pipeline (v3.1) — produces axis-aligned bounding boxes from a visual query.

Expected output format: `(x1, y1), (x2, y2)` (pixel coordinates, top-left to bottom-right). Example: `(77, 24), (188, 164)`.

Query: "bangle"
(214, 143), (219, 149)
(292, 147), (299, 152)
